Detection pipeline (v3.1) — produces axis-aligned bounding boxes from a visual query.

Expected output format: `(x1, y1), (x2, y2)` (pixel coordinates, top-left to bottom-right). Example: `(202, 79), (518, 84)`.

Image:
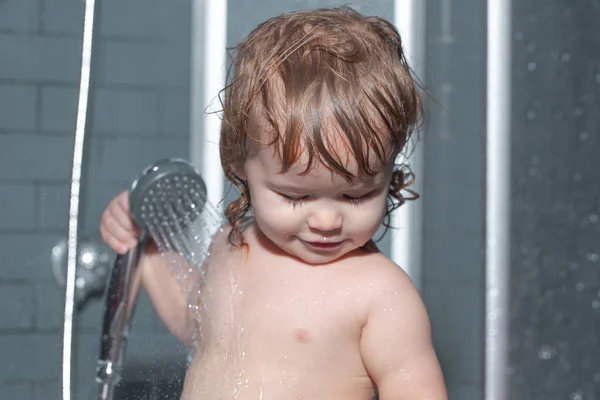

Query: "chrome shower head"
(97, 158), (210, 400)
(128, 158), (207, 231)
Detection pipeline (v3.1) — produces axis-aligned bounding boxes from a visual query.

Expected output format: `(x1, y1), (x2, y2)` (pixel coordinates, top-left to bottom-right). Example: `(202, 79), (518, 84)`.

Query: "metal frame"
(190, 0), (228, 209)
(485, 0), (512, 398)
(392, 0), (427, 291)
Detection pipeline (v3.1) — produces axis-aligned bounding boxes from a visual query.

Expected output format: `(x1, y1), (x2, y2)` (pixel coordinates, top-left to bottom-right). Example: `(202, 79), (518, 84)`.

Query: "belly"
(179, 351), (375, 400)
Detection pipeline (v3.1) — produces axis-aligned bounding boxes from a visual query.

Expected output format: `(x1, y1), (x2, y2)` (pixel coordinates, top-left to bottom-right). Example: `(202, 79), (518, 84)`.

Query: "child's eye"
(277, 193), (307, 208)
(343, 194), (368, 206)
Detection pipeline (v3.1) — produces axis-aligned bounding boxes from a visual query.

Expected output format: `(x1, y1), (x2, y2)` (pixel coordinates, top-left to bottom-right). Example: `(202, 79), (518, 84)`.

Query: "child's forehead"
(255, 141), (387, 179)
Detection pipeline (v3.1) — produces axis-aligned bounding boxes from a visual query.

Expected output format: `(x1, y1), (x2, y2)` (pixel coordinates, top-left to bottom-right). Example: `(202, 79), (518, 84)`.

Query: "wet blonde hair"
(219, 7), (423, 246)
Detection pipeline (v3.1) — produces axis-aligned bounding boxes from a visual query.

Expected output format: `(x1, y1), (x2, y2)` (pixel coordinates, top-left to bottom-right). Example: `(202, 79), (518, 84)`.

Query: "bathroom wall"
(419, 1), (486, 399)
(0, 0), (192, 397)
(509, 1), (600, 399)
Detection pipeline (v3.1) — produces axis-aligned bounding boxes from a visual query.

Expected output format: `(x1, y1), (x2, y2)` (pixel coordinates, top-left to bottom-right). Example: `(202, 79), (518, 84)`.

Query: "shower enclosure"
(1, 0), (598, 399)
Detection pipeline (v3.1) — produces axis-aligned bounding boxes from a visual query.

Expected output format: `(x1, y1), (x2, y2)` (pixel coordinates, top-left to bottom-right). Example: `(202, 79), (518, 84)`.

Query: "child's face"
(243, 144), (392, 265)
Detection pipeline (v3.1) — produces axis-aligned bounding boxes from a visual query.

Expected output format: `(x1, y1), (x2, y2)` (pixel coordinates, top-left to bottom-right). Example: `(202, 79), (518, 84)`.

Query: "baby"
(100, 7), (447, 400)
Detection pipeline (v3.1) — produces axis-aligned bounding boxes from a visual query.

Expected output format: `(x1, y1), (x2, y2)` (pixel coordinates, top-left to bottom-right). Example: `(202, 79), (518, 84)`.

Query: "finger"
(115, 191), (141, 235)
(101, 230), (130, 255)
(103, 214), (139, 249)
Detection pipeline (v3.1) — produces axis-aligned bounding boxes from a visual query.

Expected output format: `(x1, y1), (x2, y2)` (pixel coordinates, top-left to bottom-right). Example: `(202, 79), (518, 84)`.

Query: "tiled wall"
(421, 0), (486, 398)
(0, 0), (192, 397)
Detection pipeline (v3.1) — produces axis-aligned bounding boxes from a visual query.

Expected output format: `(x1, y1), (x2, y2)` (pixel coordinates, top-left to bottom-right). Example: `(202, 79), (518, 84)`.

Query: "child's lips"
(302, 239), (345, 249)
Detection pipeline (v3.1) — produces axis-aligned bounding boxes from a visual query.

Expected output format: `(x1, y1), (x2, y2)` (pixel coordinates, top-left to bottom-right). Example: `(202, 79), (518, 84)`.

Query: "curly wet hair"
(218, 7), (424, 246)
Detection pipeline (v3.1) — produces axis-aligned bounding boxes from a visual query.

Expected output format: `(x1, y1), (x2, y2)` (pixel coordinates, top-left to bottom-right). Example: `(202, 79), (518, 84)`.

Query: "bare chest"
(198, 247), (366, 365)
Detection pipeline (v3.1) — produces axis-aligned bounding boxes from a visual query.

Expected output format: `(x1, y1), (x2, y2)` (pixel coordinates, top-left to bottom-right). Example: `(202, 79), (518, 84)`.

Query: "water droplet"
(514, 31), (523, 40)
(554, 313), (564, 324)
(576, 282), (585, 291)
(527, 111), (536, 119)
(596, 74), (600, 83)
(528, 167), (538, 176)
(592, 300), (600, 310)
(569, 262), (579, 271)
(586, 253), (599, 262)
(561, 53), (571, 62)
(558, 270), (567, 279)
(538, 345), (554, 360)
(579, 132), (589, 141)
(528, 62), (537, 71)
(570, 391), (583, 400)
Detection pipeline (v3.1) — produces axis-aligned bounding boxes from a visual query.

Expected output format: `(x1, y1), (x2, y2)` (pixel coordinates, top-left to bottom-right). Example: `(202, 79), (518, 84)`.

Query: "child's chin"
(292, 248), (349, 266)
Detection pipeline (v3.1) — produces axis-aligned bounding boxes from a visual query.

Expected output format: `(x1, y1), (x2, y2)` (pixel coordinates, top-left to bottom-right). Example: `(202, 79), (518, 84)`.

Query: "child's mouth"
(302, 240), (345, 250)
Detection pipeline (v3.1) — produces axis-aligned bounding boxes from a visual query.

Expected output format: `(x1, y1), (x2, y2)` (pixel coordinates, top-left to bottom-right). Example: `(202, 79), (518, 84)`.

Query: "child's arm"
(101, 191), (193, 345)
(359, 259), (447, 400)
(137, 242), (194, 344)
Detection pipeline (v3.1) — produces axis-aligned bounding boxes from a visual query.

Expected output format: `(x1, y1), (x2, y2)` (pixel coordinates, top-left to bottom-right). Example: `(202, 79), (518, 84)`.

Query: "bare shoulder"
(203, 222), (252, 261)
(353, 251), (417, 294)
(350, 251), (426, 319)
(208, 223), (233, 248)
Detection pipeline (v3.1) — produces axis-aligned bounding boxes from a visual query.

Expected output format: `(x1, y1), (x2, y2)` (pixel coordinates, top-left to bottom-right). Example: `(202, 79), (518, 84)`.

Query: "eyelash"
(277, 193), (368, 207)
(278, 194), (307, 208)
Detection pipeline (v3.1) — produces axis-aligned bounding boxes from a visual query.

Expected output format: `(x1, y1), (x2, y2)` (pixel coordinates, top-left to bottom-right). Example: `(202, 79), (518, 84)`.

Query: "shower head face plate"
(129, 159), (207, 231)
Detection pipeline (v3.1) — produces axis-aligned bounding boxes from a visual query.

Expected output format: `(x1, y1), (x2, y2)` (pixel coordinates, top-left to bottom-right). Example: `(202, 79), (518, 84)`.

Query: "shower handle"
(95, 158), (207, 400)
(96, 232), (147, 399)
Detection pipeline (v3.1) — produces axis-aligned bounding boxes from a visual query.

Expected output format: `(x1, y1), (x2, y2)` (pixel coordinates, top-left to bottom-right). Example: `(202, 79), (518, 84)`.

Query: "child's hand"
(100, 190), (142, 254)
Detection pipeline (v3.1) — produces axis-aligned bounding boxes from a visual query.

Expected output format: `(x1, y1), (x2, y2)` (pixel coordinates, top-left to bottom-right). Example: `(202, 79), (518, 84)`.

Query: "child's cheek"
(253, 192), (292, 229)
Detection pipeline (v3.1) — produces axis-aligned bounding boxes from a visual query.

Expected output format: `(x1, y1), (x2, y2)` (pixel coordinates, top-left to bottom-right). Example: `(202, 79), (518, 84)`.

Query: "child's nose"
(307, 208), (343, 233)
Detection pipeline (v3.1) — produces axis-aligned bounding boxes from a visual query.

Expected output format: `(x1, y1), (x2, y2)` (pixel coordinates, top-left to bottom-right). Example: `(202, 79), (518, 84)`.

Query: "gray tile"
(0, 84), (37, 131)
(92, 88), (160, 136)
(0, 0), (39, 31)
(0, 233), (63, 280)
(40, 0), (83, 35)
(33, 380), (60, 400)
(0, 183), (36, 230)
(0, 35), (82, 83)
(0, 333), (62, 380)
(0, 283), (35, 330)
(98, 137), (188, 183)
(1, 382), (34, 399)
(34, 281), (64, 331)
(40, 87), (78, 134)
(0, 134), (73, 180)
(96, 41), (189, 88)
(38, 183), (69, 230)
